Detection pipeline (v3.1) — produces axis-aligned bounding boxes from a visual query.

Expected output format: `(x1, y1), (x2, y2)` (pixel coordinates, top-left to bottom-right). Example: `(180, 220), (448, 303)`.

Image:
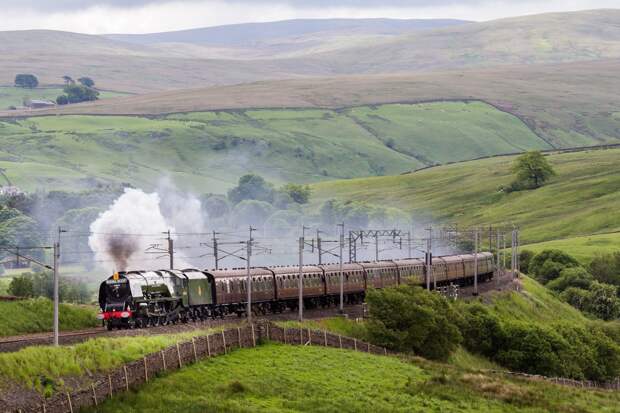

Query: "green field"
(311, 148), (620, 251)
(87, 343), (620, 413)
(0, 101), (547, 192)
(0, 298), (97, 337)
(517, 233), (620, 264)
(0, 86), (126, 110)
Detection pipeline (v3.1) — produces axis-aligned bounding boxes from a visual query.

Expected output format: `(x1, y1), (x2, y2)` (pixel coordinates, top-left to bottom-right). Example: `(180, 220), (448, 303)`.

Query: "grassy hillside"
(518, 232), (620, 264)
(12, 60), (619, 150)
(87, 343), (620, 413)
(0, 87), (126, 110)
(311, 148), (620, 249)
(0, 102), (546, 192)
(0, 10), (619, 94)
(0, 298), (97, 336)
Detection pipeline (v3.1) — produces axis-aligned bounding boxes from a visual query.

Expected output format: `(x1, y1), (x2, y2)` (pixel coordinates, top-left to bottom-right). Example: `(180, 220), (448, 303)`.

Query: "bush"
(457, 304), (503, 358)
(8, 275), (34, 297)
(546, 267), (593, 292)
(529, 250), (579, 284)
(561, 282), (620, 321)
(495, 322), (570, 377)
(365, 286), (462, 361)
(589, 252), (620, 287)
(14, 74), (38, 88)
(231, 200), (275, 227)
(518, 250), (535, 274)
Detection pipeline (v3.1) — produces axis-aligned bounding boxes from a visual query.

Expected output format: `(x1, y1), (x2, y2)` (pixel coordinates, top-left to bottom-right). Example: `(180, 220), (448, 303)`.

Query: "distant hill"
(105, 18), (470, 47)
(6, 60), (618, 149)
(0, 10), (618, 92)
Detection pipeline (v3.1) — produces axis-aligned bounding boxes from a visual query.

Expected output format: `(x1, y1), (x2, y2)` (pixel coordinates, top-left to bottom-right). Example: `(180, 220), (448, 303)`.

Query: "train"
(98, 252), (494, 330)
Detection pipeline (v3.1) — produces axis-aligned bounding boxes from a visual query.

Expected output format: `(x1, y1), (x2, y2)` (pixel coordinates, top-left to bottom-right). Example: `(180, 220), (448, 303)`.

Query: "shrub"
(529, 250), (579, 284)
(458, 303), (503, 358)
(561, 282), (620, 321)
(365, 286), (462, 361)
(546, 267), (593, 292)
(8, 275), (34, 297)
(589, 252), (620, 287)
(518, 250), (535, 274)
(495, 322), (569, 377)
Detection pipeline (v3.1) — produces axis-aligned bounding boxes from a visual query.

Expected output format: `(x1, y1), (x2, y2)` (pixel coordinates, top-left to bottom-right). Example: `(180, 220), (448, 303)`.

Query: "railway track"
(0, 304), (365, 353)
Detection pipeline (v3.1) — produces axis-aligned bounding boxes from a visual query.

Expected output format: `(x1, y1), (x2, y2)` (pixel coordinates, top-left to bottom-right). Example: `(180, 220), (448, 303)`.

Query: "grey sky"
(1, 0), (617, 33)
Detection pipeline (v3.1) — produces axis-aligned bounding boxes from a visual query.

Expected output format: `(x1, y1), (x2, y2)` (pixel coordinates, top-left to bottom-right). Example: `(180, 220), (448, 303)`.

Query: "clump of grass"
(0, 298), (98, 337)
(0, 326), (225, 392)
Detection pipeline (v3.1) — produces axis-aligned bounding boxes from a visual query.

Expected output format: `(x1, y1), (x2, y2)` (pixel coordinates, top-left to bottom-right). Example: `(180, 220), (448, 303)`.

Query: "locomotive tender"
(98, 253), (494, 330)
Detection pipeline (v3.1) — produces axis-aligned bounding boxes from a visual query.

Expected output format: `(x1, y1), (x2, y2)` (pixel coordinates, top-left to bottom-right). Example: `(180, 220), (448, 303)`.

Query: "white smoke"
(88, 185), (207, 273)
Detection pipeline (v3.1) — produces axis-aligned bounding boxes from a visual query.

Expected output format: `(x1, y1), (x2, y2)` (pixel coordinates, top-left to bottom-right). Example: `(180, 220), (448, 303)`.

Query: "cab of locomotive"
(97, 272), (134, 328)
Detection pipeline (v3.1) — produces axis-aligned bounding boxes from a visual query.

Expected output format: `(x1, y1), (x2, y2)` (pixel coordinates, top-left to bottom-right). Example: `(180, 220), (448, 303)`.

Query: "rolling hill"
(0, 101), (547, 192)
(6, 59), (619, 149)
(0, 10), (618, 93)
(310, 148), (620, 256)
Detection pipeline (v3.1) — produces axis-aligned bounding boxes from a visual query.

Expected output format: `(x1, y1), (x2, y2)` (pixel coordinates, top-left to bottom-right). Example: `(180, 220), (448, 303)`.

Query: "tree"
(510, 151), (555, 190)
(56, 95), (69, 105)
(547, 267), (593, 292)
(62, 75), (75, 85)
(365, 286), (462, 361)
(58, 84), (99, 104)
(518, 249), (536, 274)
(227, 174), (275, 205)
(8, 275), (34, 297)
(77, 77), (95, 88)
(587, 282), (620, 321)
(14, 74), (39, 88)
(589, 252), (620, 287)
(231, 200), (275, 227)
(529, 249), (580, 284)
(281, 184), (311, 204)
(201, 195), (230, 219)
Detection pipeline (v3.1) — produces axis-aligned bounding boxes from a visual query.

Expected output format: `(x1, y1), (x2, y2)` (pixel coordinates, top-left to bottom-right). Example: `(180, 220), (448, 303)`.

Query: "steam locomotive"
(98, 253), (494, 330)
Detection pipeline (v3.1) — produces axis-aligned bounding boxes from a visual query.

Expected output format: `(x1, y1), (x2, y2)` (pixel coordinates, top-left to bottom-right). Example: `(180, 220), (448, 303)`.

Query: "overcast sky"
(0, 0), (617, 34)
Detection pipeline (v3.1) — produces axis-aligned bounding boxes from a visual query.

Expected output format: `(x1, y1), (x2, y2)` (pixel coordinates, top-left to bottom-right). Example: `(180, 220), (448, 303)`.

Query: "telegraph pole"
(53, 240), (60, 346)
(298, 236), (304, 321)
(496, 229), (501, 288)
(212, 231), (219, 270)
(316, 229), (322, 265)
(426, 226), (432, 291)
(375, 233), (379, 261)
(474, 229), (479, 296)
(53, 226), (65, 346)
(407, 231), (412, 259)
(166, 230), (174, 270)
(338, 223), (345, 313)
(246, 239), (252, 323)
(246, 226), (255, 323)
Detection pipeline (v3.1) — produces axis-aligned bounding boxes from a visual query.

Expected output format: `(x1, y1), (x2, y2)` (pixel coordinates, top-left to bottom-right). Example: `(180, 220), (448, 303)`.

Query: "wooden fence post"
(192, 338), (198, 362)
(66, 392), (73, 413)
(124, 365), (129, 391)
(324, 330), (328, 346)
(222, 330), (227, 354)
(300, 328), (303, 345)
(237, 327), (242, 348)
(308, 328), (311, 345)
(108, 374), (113, 398)
(284, 327), (287, 344)
(161, 350), (167, 370)
(92, 383), (98, 406)
(207, 334), (211, 356)
(144, 357), (149, 382)
(176, 343), (183, 368)
(251, 324), (256, 347)
(339, 335), (342, 349)
(266, 323), (270, 340)
(354, 339), (357, 351)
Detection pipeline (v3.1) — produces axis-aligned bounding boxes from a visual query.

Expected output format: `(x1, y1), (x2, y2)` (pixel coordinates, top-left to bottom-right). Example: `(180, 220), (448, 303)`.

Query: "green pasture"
(0, 86), (126, 110)
(312, 148), (620, 248)
(0, 101), (547, 192)
(520, 233), (620, 264)
(87, 343), (620, 413)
